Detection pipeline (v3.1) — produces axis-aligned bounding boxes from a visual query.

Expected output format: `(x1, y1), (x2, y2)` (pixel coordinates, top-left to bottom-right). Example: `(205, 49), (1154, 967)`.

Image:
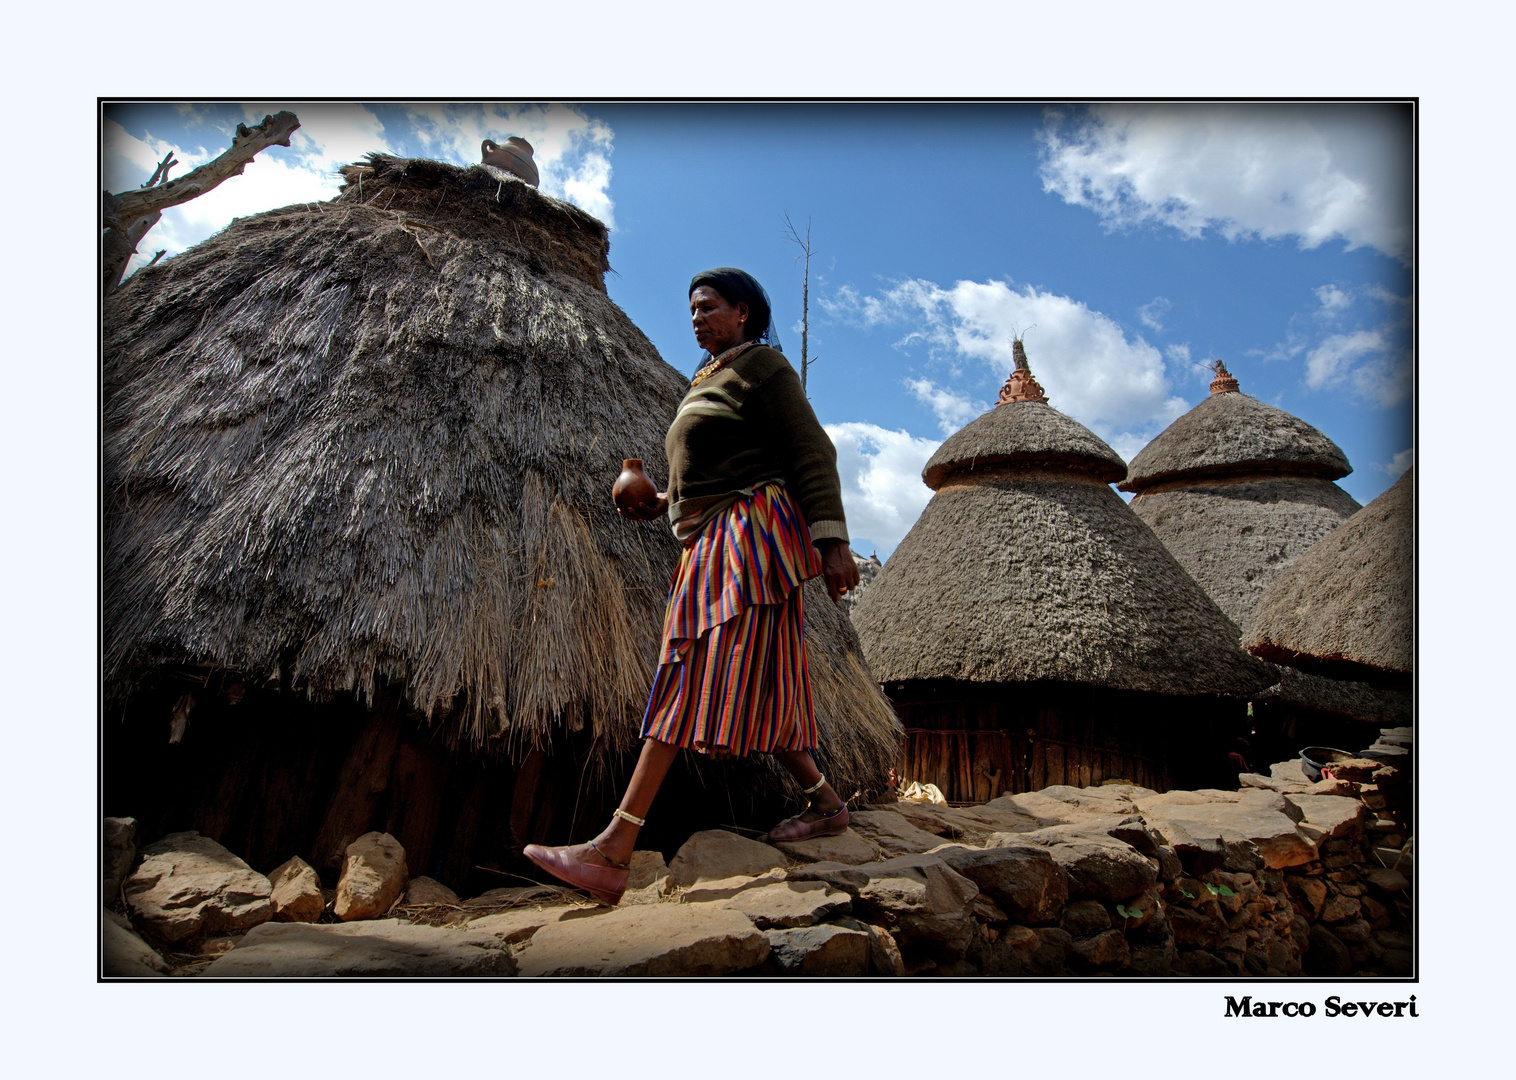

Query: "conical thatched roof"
(1243, 467), (1414, 683)
(104, 154), (900, 787)
(1121, 365), (1387, 720)
(853, 353), (1275, 698)
(1130, 477), (1362, 628)
(1121, 375), (1352, 492)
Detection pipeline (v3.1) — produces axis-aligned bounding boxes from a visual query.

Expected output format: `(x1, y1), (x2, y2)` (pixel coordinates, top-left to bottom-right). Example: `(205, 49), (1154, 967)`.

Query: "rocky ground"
(102, 749), (1412, 978)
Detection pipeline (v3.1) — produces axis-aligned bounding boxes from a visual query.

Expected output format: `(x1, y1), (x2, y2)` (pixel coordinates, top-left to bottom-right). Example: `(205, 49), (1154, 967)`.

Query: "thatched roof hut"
(1117, 363), (1405, 738)
(103, 153), (899, 885)
(1243, 467), (1414, 687)
(853, 343), (1274, 799)
(1120, 362), (1362, 627)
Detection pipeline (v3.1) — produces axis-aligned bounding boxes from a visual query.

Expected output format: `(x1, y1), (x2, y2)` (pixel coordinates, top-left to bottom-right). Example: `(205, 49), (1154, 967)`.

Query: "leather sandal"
(523, 842), (630, 907)
(766, 804), (850, 843)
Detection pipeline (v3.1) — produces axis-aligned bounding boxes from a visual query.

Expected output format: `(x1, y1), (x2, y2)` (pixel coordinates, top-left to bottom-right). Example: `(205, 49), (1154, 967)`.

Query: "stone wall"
(103, 738), (1412, 976)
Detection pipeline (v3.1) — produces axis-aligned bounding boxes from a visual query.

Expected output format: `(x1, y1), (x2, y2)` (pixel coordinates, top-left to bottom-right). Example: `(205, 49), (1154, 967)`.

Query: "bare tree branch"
(143, 151), (178, 190)
(783, 213), (815, 394)
(103, 110), (301, 294)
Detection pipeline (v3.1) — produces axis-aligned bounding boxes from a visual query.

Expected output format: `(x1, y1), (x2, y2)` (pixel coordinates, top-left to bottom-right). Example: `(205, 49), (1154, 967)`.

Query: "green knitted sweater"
(664, 344), (849, 545)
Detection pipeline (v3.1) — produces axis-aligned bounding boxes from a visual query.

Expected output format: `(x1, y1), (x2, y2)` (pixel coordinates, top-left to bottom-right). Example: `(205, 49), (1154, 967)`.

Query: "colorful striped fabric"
(640, 483), (823, 756)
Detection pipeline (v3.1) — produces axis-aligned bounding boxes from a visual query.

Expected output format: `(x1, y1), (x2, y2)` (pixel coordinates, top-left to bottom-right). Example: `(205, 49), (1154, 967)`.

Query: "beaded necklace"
(690, 341), (758, 387)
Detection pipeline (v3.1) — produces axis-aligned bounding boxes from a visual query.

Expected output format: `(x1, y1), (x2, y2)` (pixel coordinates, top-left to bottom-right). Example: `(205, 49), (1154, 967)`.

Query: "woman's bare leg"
(564, 737), (679, 867)
(772, 748), (845, 819)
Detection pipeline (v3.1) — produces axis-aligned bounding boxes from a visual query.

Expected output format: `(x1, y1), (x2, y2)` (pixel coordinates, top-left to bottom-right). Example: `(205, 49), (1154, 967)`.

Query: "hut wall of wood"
(103, 673), (808, 897)
(886, 680), (1252, 802)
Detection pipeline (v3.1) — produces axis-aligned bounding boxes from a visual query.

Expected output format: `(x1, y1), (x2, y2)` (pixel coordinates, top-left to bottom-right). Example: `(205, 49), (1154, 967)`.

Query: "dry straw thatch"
(1129, 478), (1362, 628)
(854, 388), (1274, 699)
(104, 153), (899, 794)
(1122, 371), (1361, 628)
(1243, 467), (1414, 683)
(1121, 384), (1352, 490)
(1120, 369), (1398, 724)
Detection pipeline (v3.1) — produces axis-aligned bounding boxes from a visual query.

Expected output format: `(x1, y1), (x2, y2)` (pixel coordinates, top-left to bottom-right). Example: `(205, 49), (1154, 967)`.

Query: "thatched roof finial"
(1208, 359), (1240, 396)
(997, 338), (1048, 406)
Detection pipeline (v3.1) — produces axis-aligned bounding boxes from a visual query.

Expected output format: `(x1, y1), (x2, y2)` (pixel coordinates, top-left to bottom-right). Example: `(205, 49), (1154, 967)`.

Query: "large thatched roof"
(922, 402), (1126, 488)
(1243, 468), (1414, 682)
(853, 359), (1275, 698)
(1131, 477), (1363, 627)
(104, 154), (900, 786)
(1121, 386), (1352, 492)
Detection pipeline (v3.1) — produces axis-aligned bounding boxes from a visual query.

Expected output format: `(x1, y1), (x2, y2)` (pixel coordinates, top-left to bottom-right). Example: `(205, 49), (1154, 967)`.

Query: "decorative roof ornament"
(1208, 359), (1240, 396)
(481, 137), (540, 187)
(996, 338), (1048, 405)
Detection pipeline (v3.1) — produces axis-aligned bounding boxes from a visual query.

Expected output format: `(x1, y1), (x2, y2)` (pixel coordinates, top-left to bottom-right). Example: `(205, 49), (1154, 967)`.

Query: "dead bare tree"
(102, 110), (301, 295)
(783, 213), (816, 393)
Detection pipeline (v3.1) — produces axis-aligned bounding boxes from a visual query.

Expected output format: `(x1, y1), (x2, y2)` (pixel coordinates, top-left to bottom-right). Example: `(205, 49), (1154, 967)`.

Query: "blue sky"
(103, 101), (1413, 560)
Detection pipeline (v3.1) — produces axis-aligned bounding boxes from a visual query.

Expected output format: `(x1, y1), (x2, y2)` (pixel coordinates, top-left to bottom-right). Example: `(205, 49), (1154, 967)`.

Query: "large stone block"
(719, 880), (851, 929)
(764, 925), (870, 976)
(334, 832), (408, 921)
(772, 830), (886, 866)
(1046, 841), (1158, 903)
(934, 843), (1069, 924)
(124, 831), (273, 942)
(1145, 803), (1315, 870)
(1284, 795), (1368, 841)
(268, 856), (326, 923)
(668, 830), (790, 886)
(847, 811), (953, 856)
(202, 919), (516, 976)
(516, 903), (769, 976)
(847, 854), (981, 956)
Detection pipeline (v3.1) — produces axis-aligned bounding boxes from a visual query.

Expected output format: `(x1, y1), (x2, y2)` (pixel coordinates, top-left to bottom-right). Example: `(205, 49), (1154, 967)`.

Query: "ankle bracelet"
(801, 774), (827, 796)
(613, 808), (646, 827)
(588, 839), (630, 870)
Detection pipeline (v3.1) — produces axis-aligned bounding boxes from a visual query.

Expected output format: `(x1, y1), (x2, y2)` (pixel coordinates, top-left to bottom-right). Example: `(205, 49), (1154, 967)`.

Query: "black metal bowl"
(1299, 746), (1357, 783)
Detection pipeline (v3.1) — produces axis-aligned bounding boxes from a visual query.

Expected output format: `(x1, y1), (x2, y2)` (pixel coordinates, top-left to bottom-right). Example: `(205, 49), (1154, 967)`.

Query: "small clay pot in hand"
(612, 459), (659, 512)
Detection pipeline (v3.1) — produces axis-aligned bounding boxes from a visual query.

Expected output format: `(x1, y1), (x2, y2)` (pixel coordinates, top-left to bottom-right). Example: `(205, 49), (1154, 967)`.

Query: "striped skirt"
(640, 483), (823, 756)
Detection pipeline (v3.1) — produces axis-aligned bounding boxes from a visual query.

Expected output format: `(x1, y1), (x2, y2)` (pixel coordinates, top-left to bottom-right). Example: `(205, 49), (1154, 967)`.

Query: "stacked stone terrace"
(103, 734), (1412, 977)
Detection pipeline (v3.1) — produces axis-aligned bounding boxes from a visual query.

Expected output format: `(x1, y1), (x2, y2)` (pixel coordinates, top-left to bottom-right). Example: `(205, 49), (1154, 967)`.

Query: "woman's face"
(690, 285), (750, 356)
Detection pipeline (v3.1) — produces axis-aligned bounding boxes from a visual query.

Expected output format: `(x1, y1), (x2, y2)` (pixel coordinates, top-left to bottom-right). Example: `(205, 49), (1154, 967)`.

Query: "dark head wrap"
(689, 267), (781, 353)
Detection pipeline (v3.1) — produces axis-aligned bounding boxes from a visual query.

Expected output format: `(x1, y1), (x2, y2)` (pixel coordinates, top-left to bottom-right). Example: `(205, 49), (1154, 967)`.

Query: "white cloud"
(1315, 284), (1353, 315)
(105, 106), (397, 279)
(401, 103), (616, 226)
(104, 103), (618, 282)
(1305, 329), (1410, 406)
(1138, 296), (1171, 331)
(818, 283), (893, 326)
(824, 422), (940, 559)
(1039, 104), (1411, 261)
(907, 378), (990, 435)
(1378, 448), (1414, 478)
(828, 276), (1187, 452)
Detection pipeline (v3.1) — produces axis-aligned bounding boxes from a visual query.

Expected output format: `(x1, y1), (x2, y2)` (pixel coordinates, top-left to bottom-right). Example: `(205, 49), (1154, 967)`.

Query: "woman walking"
(524, 267), (860, 906)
